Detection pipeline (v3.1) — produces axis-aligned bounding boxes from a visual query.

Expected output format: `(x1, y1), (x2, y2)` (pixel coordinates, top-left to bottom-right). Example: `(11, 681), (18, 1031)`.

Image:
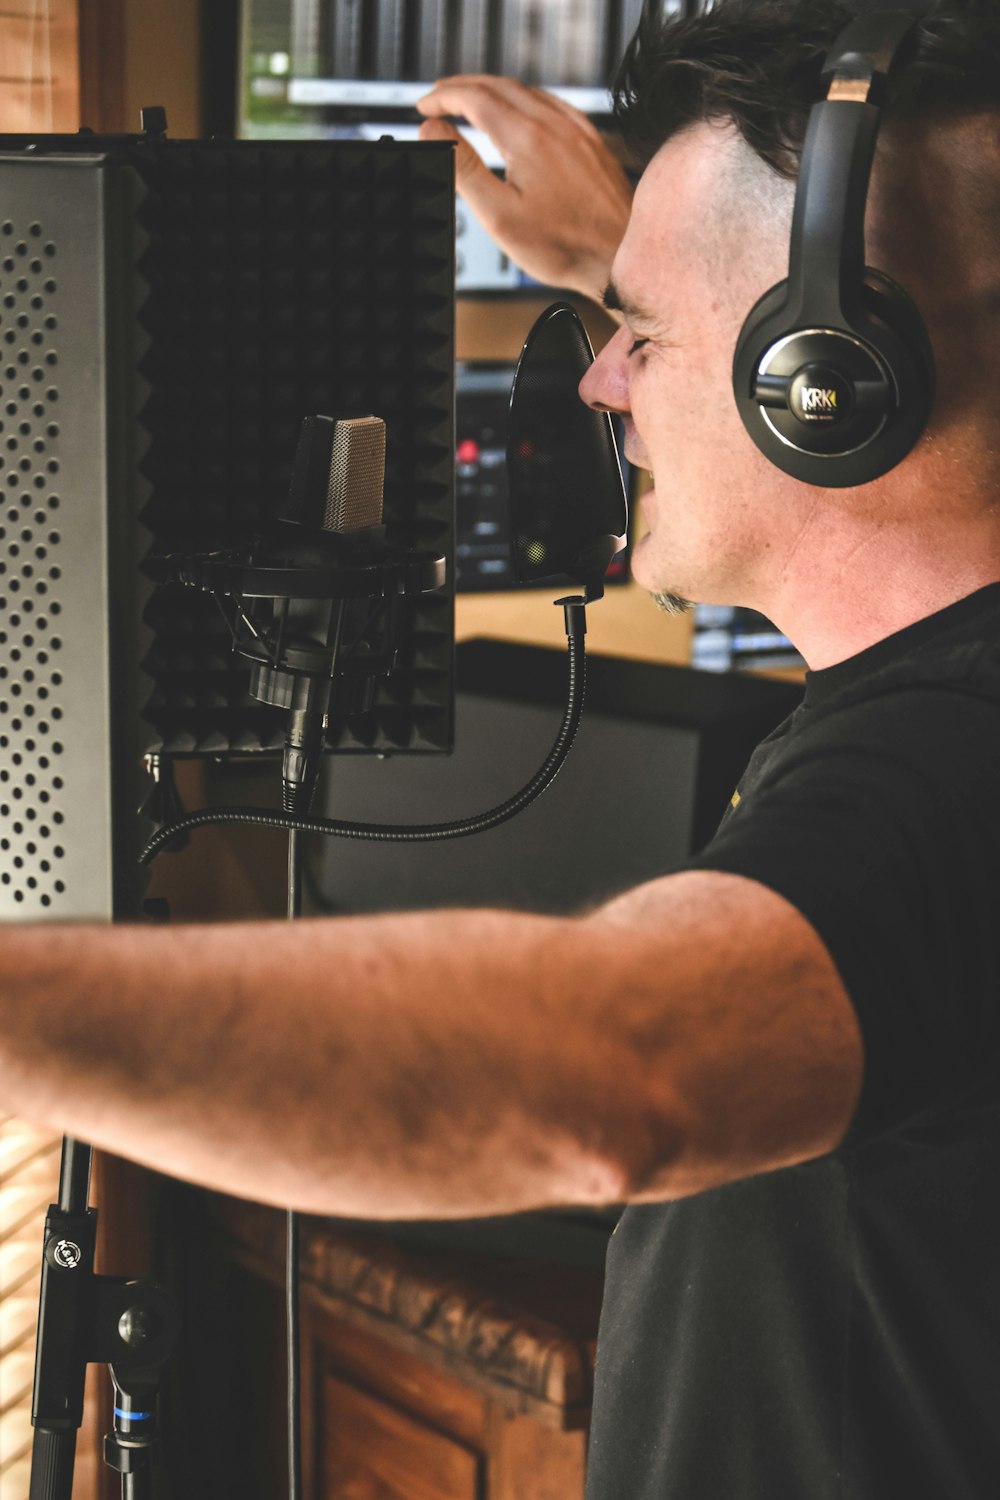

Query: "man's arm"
(0, 870), (862, 1217)
(416, 76), (633, 302)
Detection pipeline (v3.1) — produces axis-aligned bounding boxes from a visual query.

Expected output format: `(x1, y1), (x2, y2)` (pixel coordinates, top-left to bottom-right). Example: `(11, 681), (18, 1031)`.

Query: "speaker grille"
(0, 157), (148, 924)
(0, 216), (68, 912)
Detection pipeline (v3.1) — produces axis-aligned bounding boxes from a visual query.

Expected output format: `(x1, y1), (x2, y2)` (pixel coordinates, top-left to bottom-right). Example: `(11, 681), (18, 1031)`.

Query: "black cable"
(286, 830), (302, 1500)
(286, 1207), (301, 1500)
(288, 829), (303, 919)
(139, 602), (588, 866)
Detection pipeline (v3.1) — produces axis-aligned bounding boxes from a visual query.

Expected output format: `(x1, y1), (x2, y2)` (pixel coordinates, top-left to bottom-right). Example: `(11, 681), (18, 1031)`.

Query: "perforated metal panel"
(0, 158), (146, 922)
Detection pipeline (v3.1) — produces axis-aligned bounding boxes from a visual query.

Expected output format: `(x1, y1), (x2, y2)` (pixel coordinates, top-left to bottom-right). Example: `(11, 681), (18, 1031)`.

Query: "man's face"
(579, 124), (795, 611)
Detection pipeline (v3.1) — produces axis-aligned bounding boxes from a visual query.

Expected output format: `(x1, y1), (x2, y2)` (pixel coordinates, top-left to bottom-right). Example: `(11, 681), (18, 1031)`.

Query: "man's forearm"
(0, 870), (861, 1217)
(0, 908), (651, 1217)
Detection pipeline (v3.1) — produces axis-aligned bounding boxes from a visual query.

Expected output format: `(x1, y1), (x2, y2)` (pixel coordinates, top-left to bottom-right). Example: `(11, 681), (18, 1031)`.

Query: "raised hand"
(417, 76), (633, 302)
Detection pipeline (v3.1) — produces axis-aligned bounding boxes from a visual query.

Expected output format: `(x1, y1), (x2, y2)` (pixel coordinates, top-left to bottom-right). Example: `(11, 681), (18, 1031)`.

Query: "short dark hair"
(612, 1), (1000, 178)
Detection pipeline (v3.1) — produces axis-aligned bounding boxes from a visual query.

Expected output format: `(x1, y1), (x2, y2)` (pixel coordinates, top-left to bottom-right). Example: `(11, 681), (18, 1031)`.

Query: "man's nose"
(578, 325), (631, 416)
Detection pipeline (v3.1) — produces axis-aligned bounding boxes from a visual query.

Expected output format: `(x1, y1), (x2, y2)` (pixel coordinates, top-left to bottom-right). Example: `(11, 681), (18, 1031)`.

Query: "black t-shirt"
(586, 584), (1000, 1500)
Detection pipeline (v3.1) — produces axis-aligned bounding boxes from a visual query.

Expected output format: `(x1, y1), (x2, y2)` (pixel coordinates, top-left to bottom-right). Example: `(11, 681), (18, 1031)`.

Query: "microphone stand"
(29, 1138), (180, 1500)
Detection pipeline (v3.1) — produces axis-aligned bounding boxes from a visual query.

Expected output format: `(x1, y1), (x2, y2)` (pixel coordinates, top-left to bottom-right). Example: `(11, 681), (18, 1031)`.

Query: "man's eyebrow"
(602, 279), (656, 325)
(602, 280), (624, 313)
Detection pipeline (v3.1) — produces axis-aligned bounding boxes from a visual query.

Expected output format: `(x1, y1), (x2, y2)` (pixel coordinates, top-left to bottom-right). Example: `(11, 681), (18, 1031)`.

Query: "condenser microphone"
(151, 410), (444, 812)
(255, 415), (389, 812)
(281, 414), (386, 537)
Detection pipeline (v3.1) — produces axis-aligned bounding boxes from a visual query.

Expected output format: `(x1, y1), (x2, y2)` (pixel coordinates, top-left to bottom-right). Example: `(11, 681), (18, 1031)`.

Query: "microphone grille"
(324, 416), (386, 532)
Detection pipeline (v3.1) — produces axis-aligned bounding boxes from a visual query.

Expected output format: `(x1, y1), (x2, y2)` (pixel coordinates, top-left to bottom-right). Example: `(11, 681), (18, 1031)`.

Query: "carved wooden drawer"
(215, 1199), (607, 1500)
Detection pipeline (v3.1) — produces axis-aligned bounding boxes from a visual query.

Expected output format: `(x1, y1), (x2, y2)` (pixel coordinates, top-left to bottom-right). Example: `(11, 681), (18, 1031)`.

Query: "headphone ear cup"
(732, 269), (934, 486)
(858, 267), (935, 396)
(732, 278), (791, 383)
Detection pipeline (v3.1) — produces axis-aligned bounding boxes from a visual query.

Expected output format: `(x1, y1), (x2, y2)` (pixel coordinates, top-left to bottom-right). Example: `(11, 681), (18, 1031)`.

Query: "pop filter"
(507, 301), (628, 600)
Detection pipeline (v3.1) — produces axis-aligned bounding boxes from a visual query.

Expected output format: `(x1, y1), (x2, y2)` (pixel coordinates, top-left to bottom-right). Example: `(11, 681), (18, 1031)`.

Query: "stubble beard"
(652, 590), (695, 616)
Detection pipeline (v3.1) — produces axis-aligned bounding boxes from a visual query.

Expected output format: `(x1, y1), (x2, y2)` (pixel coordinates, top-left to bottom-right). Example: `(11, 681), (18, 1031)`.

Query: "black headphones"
(732, 7), (935, 487)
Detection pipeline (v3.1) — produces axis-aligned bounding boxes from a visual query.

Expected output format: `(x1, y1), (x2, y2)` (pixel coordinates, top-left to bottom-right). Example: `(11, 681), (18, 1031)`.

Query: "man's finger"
(418, 117), (511, 227)
(416, 76), (553, 139)
(540, 89), (605, 137)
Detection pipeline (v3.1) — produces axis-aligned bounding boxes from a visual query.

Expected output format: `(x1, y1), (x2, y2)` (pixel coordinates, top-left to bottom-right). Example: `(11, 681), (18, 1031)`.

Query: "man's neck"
(761, 498), (1000, 671)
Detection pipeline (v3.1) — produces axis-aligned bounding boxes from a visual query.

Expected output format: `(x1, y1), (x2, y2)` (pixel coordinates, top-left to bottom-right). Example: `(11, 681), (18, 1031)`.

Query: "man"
(421, 5), (1000, 1494)
(4, 1), (1000, 1494)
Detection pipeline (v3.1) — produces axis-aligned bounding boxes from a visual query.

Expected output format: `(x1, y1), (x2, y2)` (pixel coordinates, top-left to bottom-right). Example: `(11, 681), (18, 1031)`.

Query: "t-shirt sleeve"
(684, 686), (1000, 1141)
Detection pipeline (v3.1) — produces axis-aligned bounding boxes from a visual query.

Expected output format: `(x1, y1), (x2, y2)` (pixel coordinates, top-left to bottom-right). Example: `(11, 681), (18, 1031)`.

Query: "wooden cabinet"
(209, 1199), (605, 1500)
(322, 1373), (482, 1500)
(304, 1309), (590, 1500)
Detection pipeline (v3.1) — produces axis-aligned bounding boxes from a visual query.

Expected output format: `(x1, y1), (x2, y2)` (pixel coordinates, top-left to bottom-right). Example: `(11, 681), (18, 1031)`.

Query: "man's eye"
(628, 337), (649, 356)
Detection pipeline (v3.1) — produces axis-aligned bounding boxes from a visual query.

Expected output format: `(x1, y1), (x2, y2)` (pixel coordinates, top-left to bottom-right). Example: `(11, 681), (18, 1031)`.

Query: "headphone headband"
(789, 13), (915, 321)
(731, 9), (935, 487)
(821, 10), (921, 87)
